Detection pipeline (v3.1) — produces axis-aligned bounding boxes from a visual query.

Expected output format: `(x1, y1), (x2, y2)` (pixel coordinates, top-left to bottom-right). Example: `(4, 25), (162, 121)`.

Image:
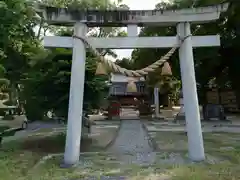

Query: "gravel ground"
(107, 120), (156, 165)
(78, 120), (187, 180)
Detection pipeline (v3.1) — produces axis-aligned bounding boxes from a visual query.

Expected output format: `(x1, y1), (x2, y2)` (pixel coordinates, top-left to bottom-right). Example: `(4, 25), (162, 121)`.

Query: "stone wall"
(206, 88), (240, 113)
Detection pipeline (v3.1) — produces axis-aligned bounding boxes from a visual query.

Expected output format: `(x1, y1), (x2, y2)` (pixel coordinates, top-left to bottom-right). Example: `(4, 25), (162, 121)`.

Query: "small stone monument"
(203, 104), (227, 121)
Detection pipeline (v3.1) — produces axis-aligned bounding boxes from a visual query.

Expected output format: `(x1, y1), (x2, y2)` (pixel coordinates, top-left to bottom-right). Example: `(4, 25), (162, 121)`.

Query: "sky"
(110, 0), (167, 60)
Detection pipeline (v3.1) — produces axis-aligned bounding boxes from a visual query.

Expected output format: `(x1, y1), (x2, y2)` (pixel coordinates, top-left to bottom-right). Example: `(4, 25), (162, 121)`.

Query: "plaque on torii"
(38, 3), (228, 165)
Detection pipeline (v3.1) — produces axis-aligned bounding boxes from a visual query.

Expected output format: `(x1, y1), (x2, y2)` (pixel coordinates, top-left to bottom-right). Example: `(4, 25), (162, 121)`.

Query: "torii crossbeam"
(44, 35), (220, 49)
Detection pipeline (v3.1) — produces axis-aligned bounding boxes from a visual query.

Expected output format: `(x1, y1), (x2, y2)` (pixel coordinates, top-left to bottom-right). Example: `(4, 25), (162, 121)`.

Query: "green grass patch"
(0, 130), (240, 180)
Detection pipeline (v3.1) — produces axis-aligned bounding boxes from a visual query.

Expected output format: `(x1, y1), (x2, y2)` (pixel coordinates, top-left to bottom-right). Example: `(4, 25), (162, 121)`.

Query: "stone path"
(107, 120), (156, 165)
(120, 108), (139, 119)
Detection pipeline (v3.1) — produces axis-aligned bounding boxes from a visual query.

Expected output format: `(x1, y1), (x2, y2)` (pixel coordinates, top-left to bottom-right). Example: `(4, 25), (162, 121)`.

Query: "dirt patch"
(2, 123), (120, 155)
(20, 133), (65, 154)
(90, 125), (120, 149)
(147, 130), (240, 163)
(151, 132), (188, 151)
(4, 133), (94, 154)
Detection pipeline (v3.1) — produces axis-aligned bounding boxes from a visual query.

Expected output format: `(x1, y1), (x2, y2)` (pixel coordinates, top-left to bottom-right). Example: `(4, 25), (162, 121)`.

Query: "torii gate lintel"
(43, 35), (221, 49)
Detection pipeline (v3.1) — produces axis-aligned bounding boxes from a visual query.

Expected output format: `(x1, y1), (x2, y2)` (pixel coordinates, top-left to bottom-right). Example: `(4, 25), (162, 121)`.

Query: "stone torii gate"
(38, 3), (228, 166)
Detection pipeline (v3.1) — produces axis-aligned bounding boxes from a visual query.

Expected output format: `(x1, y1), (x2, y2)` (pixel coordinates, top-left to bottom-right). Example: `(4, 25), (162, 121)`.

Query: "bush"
(0, 109), (6, 116)
(24, 99), (44, 121)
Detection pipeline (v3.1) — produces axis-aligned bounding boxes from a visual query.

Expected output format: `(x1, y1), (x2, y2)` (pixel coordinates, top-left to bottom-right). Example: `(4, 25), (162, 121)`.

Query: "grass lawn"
(149, 131), (240, 179)
(0, 129), (240, 180)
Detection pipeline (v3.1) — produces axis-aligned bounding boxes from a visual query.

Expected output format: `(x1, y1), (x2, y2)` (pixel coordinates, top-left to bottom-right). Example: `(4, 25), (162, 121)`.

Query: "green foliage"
(131, 0), (240, 104)
(40, 0), (116, 9)
(0, 0), (42, 114)
(20, 0), (121, 119)
(1, 0), (239, 119)
(115, 58), (134, 70)
(0, 0), (38, 59)
(0, 0), (129, 120)
(22, 46), (109, 118)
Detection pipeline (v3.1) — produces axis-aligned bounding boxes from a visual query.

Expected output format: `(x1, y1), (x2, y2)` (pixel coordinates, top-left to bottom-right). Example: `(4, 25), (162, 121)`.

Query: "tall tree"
(131, 0), (240, 105)
(0, 0), (41, 112)
(20, 0), (129, 119)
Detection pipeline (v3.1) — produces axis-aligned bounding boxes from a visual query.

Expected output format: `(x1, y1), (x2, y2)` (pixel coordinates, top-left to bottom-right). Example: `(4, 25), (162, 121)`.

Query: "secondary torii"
(38, 3), (228, 166)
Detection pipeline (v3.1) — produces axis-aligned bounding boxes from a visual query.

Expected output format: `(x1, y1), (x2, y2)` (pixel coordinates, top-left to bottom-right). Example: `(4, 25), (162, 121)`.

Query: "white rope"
(72, 30), (193, 77)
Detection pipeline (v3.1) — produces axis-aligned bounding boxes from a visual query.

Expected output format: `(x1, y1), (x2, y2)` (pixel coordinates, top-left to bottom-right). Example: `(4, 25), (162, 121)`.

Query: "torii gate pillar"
(177, 22), (205, 161)
(63, 23), (87, 166)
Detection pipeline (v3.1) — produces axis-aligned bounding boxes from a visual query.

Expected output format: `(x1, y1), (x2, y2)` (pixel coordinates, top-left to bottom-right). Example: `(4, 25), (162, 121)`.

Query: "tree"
(0, 0), (41, 116)
(131, 0), (240, 105)
(19, 0), (129, 119)
(115, 58), (134, 70)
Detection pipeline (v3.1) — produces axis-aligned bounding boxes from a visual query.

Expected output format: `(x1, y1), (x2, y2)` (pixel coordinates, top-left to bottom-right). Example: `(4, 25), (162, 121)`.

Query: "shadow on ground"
(19, 133), (97, 154)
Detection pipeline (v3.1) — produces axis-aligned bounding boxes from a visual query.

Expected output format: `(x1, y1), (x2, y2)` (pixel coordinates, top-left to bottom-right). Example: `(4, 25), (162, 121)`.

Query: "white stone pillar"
(63, 23), (87, 165)
(154, 87), (160, 117)
(179, 98), (184, 113)
(179, 90), (184, 114)
(177, 22), (205, 161)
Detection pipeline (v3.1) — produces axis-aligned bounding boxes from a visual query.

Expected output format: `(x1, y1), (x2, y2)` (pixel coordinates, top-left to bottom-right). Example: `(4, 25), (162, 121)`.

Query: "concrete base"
(60, 161), (78, 168)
